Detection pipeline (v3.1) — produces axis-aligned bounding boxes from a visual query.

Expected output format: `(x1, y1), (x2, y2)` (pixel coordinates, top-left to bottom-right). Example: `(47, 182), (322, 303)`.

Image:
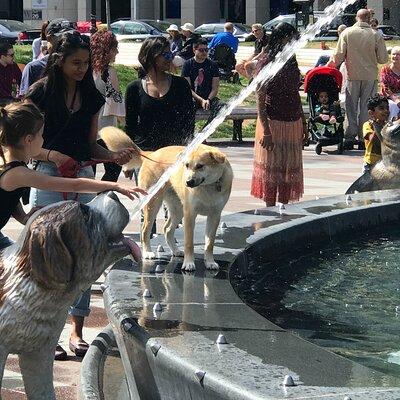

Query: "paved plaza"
(1, 140), (365, 399)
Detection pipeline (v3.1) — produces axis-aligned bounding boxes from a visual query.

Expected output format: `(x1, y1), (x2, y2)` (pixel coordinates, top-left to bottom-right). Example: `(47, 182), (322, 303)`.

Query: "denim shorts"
(29, 161), (94, 317)
(30, 161), (95, 206)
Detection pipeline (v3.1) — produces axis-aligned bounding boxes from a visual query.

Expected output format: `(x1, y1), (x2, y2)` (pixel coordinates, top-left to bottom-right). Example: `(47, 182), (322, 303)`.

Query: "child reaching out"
(0, 101), (146, 250)
(362, 94), (390, 174)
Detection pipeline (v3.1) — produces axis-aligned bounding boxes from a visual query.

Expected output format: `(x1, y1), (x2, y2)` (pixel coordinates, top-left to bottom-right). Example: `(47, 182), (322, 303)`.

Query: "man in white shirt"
(327, 9), (388, 149)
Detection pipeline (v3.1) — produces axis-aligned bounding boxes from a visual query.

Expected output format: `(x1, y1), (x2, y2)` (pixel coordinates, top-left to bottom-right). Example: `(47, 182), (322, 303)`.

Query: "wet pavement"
(1, 142), (364, 399)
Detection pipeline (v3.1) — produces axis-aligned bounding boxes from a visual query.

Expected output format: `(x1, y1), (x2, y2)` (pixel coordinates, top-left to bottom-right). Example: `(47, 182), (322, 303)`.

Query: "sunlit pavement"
(1, 141), (364, 399)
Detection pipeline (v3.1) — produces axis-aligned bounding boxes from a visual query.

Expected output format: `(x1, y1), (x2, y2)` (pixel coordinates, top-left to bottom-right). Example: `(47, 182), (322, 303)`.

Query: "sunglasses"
(196, 48), (208, 53)
(161, 50), (174, 61)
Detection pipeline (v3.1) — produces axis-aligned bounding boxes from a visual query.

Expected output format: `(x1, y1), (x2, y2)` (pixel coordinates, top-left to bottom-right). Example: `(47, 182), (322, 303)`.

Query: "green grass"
(14, 44), (33, 65)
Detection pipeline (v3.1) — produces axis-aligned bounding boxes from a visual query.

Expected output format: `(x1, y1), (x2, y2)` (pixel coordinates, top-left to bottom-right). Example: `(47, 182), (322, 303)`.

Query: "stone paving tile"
(1, 143), (364, 398)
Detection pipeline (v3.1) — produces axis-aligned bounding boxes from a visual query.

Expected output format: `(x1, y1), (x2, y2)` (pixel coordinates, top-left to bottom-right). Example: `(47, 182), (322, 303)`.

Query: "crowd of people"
(0, 7), (399, 360)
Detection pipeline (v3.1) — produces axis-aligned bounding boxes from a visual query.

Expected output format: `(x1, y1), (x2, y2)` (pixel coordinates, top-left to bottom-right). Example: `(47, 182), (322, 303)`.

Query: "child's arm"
(1, 167), (147, 201)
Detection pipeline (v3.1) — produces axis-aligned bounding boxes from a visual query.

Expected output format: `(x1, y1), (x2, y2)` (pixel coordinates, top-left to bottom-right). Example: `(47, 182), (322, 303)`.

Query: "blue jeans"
(30, 161), (95, 317)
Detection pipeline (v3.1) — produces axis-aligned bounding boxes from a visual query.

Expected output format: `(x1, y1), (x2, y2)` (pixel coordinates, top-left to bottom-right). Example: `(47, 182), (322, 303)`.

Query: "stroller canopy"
(304, 66), (343, 94)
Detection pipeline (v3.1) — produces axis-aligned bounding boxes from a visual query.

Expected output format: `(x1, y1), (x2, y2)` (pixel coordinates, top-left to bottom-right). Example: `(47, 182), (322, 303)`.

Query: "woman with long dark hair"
(251, 22), (306, 206)
(26, 31), (135, 360)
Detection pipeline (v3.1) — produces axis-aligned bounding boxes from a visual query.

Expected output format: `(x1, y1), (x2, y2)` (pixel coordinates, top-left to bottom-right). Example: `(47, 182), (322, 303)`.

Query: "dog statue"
(347, 120), (400, 194)
(0, 192), (140, 399)
(100, 127), (233, 271)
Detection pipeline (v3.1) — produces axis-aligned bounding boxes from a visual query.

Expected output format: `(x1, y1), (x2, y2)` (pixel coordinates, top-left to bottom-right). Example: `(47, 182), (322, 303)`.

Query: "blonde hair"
(0, 101), (44, 163)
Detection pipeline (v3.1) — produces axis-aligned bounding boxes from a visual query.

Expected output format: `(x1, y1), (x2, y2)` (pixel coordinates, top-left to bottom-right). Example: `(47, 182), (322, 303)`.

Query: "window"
(124, 22), (149, 35)
(166, 0), (181, 19)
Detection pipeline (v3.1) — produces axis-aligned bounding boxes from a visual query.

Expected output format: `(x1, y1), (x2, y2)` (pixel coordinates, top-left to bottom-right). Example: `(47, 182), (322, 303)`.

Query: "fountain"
(79, 1), (400, 399)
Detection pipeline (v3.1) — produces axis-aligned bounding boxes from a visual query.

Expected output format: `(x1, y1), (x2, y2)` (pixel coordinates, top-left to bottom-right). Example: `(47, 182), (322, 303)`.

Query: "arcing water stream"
(131, 0), (357, 216)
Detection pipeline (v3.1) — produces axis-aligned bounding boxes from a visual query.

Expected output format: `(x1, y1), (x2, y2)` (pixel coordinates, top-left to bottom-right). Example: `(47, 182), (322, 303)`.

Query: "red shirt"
(380, 65), (400, 99)
(0, 62), (22, 100)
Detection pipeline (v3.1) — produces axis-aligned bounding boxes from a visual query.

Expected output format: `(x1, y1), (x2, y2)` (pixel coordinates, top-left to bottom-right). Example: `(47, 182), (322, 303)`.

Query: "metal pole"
(90, 0), (97, 34)
(106, 0), (111, 29)
(131, 0), (136, 20)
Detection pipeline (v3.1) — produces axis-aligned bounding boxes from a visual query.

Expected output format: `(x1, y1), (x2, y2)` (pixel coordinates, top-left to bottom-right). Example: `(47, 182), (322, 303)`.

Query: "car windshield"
(264, 16), (294, 30)
(235, 23), (251, 33)
(142, 20), (169, 32)
(195, 24), (213, 34)
(0, 19), (34, 32)
(110, 22), (124, 34)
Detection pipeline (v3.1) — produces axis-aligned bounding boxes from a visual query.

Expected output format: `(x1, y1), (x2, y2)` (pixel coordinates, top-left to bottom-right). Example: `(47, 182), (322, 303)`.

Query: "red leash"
(57, 153), (172, 201)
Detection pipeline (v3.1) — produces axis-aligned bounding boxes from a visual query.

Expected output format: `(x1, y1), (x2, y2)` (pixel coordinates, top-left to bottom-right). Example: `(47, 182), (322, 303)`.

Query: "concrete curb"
(79, 325), (115, 400)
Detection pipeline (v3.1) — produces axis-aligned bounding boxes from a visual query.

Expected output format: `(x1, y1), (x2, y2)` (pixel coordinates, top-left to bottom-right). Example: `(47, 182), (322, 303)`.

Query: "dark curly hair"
(90, 30), (118, 74)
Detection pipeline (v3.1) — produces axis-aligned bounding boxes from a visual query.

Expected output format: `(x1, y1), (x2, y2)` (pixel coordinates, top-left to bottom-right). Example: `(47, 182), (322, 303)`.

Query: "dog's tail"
(99, 126), (144, 170)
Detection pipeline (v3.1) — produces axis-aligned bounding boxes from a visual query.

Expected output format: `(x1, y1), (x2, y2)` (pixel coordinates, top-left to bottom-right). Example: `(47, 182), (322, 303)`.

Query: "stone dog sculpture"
(0, 191), (140, 400)
(346, 120), (400, 194)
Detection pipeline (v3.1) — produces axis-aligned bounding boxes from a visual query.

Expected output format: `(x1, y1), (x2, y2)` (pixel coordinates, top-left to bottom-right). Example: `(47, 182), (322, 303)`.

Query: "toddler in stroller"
(304, 66), (345, 155)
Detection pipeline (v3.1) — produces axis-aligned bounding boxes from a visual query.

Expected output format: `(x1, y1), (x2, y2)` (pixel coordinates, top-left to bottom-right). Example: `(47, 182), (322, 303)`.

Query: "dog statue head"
(5, 191), (139, 291)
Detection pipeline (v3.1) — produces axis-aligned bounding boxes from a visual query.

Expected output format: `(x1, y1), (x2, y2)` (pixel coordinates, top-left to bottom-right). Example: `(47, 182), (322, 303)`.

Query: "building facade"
(18, 0), (400, 31)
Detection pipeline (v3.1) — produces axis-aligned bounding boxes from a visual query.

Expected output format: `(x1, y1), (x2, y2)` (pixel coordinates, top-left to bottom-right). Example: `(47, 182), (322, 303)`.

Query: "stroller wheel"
(315, 143), (322, 155)
(337, 141), (344, 154)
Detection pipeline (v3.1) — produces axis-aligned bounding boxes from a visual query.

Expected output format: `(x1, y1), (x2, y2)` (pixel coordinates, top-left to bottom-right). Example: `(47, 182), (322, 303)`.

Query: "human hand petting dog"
(112, 148), (138, 165)
(113, 184), (147, 201)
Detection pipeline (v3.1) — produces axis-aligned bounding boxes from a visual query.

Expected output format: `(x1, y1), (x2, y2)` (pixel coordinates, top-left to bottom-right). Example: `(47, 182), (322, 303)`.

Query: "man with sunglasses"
(182, 38), (225, 125)
(235, 23), (269, 79)
(0, 43), (21, 105)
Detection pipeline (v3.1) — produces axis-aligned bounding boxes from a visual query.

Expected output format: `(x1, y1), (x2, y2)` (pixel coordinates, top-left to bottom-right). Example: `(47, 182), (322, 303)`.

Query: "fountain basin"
(103, 190), (400, 399)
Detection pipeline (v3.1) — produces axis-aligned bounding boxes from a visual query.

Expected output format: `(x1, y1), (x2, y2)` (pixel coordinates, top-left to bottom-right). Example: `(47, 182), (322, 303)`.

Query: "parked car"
(0, 19), (40, 45)
(378, 25), (400, 40)
(194, 23), (252, 42)
(110, 20), (166, 41)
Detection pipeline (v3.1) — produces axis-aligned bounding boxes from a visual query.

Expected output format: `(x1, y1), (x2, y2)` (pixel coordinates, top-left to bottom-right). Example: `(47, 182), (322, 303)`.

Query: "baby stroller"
(304, 66), (345, 155)
(209, 43), (240, 84)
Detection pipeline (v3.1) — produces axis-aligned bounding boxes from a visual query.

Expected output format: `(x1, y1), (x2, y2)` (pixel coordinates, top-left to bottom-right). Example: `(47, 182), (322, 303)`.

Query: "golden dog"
(100, 127), (233, 271)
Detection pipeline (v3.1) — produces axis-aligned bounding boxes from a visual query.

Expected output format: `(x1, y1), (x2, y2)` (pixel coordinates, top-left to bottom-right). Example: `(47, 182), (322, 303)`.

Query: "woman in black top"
(125, 36), (195, 151)
(26, 31), (135, 360)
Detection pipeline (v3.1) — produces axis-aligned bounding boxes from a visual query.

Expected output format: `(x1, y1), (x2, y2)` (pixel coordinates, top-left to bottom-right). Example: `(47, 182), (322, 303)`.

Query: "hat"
(45, 18), (74, 37)
(180, 23), (195, 32)
(166, 24), (179, 32)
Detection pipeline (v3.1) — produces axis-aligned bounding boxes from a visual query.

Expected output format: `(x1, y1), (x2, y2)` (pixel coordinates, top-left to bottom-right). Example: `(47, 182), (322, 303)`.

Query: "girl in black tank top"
(0, 102), (146, 249)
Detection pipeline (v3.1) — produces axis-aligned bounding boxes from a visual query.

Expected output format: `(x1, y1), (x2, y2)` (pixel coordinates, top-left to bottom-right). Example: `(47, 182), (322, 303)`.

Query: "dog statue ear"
(29, 221), (74, 290)
(209, 151), (226, 164)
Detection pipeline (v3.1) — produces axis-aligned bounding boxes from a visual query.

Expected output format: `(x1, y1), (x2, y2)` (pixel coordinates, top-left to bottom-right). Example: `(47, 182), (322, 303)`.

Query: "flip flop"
(55, 344), (67, 361)
(69, 339), (89, 358)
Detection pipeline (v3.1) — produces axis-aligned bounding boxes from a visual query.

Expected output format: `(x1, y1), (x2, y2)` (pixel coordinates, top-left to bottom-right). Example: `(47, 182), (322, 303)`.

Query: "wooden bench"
(195, 106), (257, 142)
(195, 105), (311, 142)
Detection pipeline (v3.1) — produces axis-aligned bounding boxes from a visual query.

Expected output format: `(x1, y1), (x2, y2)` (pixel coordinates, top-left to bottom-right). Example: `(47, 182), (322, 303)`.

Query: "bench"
(195, 106), (257, 142)
(195, 105), (311, 142)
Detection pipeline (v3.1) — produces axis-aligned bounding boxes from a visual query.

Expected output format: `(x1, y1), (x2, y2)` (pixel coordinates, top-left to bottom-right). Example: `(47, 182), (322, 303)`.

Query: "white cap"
(180, 22), (195, 32)
(166, 24), (179, 32)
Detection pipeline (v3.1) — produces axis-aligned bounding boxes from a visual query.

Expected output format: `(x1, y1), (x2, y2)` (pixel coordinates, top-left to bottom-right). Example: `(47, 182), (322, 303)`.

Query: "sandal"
(69, 339), (89, 358)
(55, 344), (67, 361)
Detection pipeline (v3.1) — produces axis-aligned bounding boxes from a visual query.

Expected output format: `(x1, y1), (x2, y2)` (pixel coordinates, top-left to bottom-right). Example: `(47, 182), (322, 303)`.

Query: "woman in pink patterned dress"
(251, 22), (307, 206)
(380, 46), (400, 121)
